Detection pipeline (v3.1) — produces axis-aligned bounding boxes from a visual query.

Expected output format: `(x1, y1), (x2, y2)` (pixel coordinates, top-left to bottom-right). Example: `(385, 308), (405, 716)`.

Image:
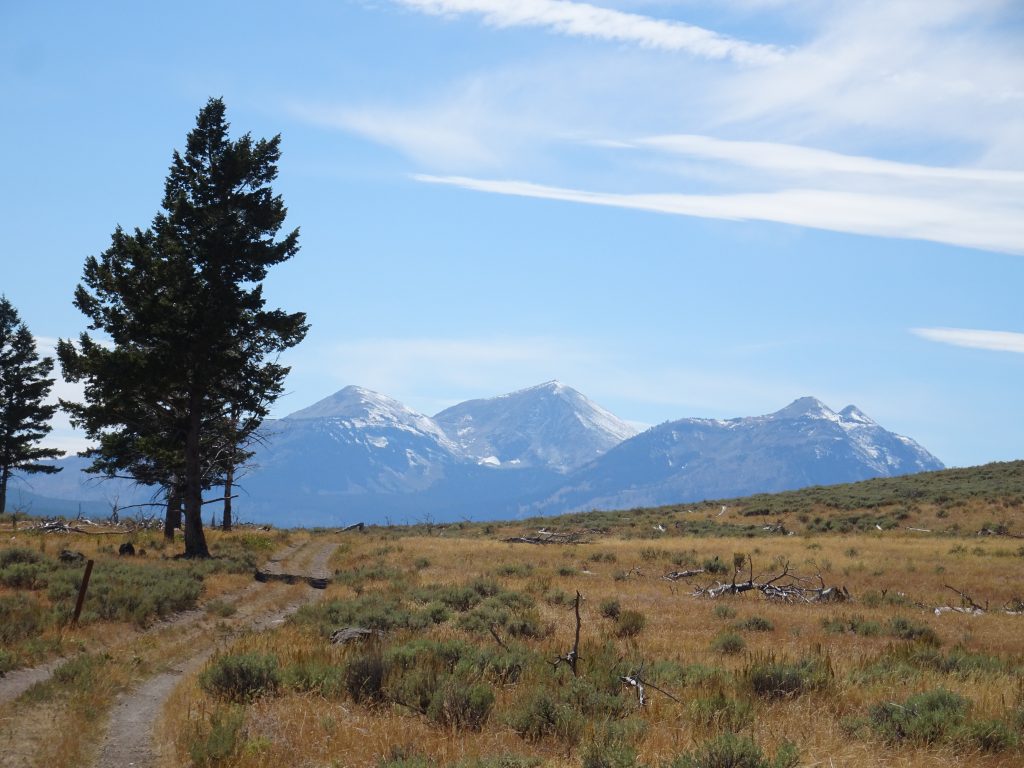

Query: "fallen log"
(504, 530), (589, 545)
(330, 627), (384, 644)
(694, 557), (850, 603)
(663, 568), (705, 581)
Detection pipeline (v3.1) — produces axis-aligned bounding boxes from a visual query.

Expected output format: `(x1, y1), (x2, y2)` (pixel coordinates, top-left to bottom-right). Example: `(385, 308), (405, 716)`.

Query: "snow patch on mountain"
(434, 380), (637, 472)
(286, 385), (458, 451)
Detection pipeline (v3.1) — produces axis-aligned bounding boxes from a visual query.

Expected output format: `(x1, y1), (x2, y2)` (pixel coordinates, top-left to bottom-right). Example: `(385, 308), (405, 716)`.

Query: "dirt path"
(0, 540), (302, 709)
(0, 661), (67, 710)
(90, 540), (339, 768)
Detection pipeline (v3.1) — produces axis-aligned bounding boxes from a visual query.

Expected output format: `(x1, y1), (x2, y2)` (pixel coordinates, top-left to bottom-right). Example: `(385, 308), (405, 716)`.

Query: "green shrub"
(0, 593), (48, 643)
(426, 679), (495, 731)
(963, 718), (1019, 752)
(667, 732), (798, 768)
(282, 659), (344, 697)
(461, 645), (530, 686)
(456, 592), (546, 639)
(703, 556), (729, 575)
(582, 719), (647, 768)
(200, 653), (281, 703)
(44, 561), (203, 627)
(22, 652), (111, 703)
(544, 588), (572, 606)
(581, 741), (638, 768)
(868, 688), (969, 745)
(615, 609), (646, 638)
(0, 561), (48, 589)
(743, 654), (831, 699)
(190, 705), (245, 767)
(735, 616), (773, 632)
(205, 599), (237, 618)
(689, 691), (754, 731)
(506, 688), (583, 746)
(295, 595), (432, 635)
(887, 616), (940, 645)
(0, 547), (44, 568)
(495, 562), (532, 577)
(599, 598), (622, 620)
(712, 632), (746, 655)
(344, 646), (387, 704)
(54, 652), (109, 689)
(849, 644), (1014, 684)
(821, 614), (881, 637)
(714, 604), (737, 620)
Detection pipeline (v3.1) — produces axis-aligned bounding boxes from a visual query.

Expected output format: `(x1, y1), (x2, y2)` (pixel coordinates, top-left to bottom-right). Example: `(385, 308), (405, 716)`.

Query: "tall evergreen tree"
(0, 297), (64, 514)
(59, 99), (307, 556)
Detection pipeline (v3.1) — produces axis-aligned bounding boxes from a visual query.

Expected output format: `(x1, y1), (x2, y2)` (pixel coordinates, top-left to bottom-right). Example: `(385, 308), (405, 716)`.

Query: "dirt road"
(0, 539), (339, 768)
(90, 540), (338, 768)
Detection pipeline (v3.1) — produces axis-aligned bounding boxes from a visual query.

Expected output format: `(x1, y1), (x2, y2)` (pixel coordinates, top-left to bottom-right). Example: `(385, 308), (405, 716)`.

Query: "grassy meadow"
(2, 461), (1023, 767)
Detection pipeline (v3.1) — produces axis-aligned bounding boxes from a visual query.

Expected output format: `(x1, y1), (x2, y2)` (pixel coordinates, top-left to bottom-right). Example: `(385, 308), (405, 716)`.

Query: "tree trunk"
(0, 468), (8, 516)
(163, 483), (182, 541)
(222, 461), (233, 531)
(182, 400), (210, 558)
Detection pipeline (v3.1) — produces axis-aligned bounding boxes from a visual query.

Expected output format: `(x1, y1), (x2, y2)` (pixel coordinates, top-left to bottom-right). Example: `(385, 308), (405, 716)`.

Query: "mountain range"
(14, 382), (943, 526)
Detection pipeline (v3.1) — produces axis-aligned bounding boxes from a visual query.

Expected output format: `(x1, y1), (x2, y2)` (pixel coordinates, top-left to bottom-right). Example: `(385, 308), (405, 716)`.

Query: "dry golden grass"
(161, 504), (1024, 768)
(0, 526), (302, 768)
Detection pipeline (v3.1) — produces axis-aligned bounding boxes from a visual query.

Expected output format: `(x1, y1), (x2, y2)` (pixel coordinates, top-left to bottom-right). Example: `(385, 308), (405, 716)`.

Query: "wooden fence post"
(71, 559), (94, 627)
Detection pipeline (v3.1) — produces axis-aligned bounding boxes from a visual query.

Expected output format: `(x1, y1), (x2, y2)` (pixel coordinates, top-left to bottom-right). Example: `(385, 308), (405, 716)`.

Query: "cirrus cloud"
(911, 328), (1024, 354)
(394, 0), (785, 65)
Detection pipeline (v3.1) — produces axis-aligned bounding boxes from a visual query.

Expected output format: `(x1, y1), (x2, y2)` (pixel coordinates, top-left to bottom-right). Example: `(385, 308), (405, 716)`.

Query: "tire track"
(90, 540), (339, 768)
(0, 541), (302, 709)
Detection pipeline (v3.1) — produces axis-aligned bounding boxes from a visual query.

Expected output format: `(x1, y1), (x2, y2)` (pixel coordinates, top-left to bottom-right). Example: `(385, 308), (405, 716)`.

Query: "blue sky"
(2, 0), (1022, 468)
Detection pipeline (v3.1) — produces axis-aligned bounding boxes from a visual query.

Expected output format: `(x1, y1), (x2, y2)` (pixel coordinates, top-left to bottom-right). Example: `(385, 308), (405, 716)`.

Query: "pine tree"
(0, 297), (64, 514)
(59, 99), (307, 556)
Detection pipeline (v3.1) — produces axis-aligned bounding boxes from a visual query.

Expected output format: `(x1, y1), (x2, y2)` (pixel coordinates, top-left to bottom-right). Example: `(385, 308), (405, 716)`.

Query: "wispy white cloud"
(317, 1), (1024, 256)
(912, 328), (1024, 354)
(414, 174), (1024, 255)
(715, 1), (1024, 153)
(628, 134), (1024, 185)
(291, 102), (503, 170)
(394, 0), (784, 65)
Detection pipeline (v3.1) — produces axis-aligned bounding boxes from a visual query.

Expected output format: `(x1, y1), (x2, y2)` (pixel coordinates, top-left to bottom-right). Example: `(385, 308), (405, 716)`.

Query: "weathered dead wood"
(933, 584), (991, 615)
(694, 557), (850, 603)
(330, 627), (384, 644)
(944, 584), (987, 612)
(489, 623), (509, 650)
(977, 527), (1024, 539)
(551, 590), (583, 676)
(506, 529), (589, 545)
(663, 568), (705, 581)
(621, 664), (681, 707)
(342, 522), (365, 532)
(621, 674), (645, 706)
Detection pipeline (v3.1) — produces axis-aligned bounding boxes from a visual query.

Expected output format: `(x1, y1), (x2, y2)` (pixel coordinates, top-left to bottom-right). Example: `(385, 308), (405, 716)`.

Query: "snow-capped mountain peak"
(285, 385), (454, 446)
(434, 381), (637, 472)
(771, 396), (837, 421)
(839, 405), (876, 425)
